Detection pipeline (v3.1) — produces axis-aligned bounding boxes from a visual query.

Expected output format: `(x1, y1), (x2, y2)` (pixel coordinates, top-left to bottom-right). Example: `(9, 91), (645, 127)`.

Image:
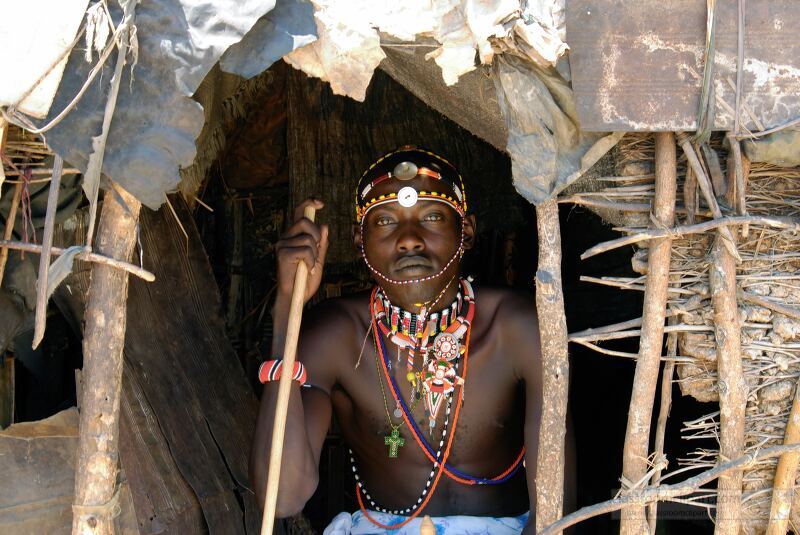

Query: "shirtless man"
(251, 147), (571, 534)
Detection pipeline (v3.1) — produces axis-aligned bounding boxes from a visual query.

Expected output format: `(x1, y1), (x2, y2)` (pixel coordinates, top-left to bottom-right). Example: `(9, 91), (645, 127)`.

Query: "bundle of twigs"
(570, 132), (800, 533)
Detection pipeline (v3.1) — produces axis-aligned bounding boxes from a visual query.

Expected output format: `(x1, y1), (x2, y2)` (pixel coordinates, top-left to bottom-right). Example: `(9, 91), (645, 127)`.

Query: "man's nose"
(396, 223), (425, 253)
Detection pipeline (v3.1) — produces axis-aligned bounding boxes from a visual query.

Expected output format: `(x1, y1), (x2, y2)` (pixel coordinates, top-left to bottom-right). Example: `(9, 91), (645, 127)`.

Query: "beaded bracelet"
(258, 359), (307, 386)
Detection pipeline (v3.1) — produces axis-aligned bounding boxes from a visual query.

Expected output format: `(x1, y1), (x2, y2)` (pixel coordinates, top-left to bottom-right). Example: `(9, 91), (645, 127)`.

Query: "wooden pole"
(766, 379), (800, 535)
(620, 132), (677, 535)
(72, 186), (141, 535)
(0, 116), (19, 290)
(647, 331), (677, 533)
(534, 198), (570, 532)
(32, 154), (63, 348)
(709, 237), (745, 535)
(260, 205), (316, 535)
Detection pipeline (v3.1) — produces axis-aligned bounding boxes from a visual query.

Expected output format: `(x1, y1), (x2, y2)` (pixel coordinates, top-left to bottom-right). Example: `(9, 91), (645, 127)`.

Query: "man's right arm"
(249, 199), (332, 517)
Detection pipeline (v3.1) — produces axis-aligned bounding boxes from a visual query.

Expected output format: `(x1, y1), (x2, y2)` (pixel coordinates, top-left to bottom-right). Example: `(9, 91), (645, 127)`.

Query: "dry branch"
(32, 155), (63, 349)
(539, 444), (800, 535)
(648, 331), (678, 533)
(739, 291), (800, 322)
(677, 134), (741, 261)
(766, 379), (800, 535)
(620, 132), (678, 535)
(709, 237), (747, 534)
(4, 167), (81, 178)
(581, 215), (799, 260)
(0, 240), (153, 281)
(568, 317), (643, 340)
(534, 199), (570, 533)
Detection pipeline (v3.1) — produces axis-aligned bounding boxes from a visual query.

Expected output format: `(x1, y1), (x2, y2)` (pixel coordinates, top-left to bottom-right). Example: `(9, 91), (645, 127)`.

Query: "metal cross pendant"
(384, 426), (405, 458)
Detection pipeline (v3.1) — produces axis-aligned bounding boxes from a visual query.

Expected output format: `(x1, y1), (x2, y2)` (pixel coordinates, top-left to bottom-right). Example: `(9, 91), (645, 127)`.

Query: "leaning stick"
(766, 379), (800, 535)
(260, 205), (316, 535)
(32, 154), (63, 349)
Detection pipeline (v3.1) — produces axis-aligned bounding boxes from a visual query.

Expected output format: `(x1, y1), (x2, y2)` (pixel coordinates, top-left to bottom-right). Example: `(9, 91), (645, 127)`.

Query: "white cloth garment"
(323, 509), (529, 535)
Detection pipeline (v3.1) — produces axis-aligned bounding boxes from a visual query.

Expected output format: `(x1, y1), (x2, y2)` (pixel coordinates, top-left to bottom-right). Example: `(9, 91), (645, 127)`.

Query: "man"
(251, 147), (570, 534)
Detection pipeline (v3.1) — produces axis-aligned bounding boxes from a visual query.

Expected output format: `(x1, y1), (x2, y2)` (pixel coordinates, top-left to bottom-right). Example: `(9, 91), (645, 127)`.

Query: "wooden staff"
(260, 205), (316, 535)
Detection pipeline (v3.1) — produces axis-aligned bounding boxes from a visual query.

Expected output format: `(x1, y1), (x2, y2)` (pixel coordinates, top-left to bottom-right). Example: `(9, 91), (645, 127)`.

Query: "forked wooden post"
(620, 132), (677, 535)
(72, 186), (141, 534)
(534, 198), (570, 532)
(261, 205), (316, 535)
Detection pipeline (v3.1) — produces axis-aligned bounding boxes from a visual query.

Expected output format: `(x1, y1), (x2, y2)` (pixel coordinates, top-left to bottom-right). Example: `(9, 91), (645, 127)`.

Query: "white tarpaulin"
(285, 0), (568, 101)
(0, 0), (90, 118)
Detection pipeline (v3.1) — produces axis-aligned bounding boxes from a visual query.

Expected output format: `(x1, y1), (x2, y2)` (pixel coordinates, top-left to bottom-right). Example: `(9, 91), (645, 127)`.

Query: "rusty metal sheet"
(567, 0), (800, 132)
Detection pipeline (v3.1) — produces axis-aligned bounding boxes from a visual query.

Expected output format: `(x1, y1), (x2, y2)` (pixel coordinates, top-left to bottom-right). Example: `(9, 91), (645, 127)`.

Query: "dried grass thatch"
(573, 132), (800, 533)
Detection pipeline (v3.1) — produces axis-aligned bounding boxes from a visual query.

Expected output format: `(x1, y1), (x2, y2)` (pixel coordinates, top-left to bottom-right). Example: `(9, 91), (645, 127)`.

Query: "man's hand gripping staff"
(259, 199), (328, 535)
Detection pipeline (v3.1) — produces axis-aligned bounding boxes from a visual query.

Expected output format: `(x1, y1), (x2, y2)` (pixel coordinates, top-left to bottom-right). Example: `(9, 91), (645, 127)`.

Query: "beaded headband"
(355, 147), (468, 223)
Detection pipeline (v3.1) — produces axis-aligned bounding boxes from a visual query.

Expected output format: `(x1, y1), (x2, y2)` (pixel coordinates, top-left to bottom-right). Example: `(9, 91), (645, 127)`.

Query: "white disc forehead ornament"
(397, 186), (418, 207)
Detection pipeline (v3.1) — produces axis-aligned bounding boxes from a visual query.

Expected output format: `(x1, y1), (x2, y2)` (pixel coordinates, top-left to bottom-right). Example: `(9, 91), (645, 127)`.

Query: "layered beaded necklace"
(372, 278), (473, 434)
(349, 300), (468, 529)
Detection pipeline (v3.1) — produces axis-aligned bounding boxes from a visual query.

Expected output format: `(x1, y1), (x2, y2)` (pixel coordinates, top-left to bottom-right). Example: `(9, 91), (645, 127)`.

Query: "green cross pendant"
(384, 426), (405, 458)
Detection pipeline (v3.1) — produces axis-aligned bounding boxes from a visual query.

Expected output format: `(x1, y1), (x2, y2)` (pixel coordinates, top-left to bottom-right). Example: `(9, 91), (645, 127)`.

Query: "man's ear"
(352, 222), (363, 254)
(462, 214), (477, 251)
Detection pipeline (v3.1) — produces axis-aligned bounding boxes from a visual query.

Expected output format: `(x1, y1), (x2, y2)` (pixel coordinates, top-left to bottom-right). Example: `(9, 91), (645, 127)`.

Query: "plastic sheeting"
(284, 0), (568, 101)
(35, 0), (615, 208)
(492, 55), (622, 204)
(42, 0), (314, 209)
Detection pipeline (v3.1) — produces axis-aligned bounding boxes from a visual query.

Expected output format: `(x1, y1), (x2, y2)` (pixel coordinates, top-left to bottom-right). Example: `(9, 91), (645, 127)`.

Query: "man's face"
(355, 175), (475, 302)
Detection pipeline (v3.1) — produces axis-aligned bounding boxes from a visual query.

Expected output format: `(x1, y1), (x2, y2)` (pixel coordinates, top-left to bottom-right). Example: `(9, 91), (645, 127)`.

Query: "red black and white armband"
(258, 359), (307, 386)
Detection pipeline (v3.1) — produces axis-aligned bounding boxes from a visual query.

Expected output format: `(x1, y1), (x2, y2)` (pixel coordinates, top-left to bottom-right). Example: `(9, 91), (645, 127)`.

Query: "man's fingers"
(279, 246), (317, 272)
(293, 198), (324, 222)
(277, 234), (319, 263)
(282, 218), (322, 244)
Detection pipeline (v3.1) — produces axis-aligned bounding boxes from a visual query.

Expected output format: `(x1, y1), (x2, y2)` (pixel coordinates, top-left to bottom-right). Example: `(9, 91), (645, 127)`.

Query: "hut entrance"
(192, 62), (714, 533)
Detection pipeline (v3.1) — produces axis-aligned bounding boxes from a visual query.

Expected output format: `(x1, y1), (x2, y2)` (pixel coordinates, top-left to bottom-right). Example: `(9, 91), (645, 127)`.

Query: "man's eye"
(422, 213), (444, 222)
(375, 217), (394, 226)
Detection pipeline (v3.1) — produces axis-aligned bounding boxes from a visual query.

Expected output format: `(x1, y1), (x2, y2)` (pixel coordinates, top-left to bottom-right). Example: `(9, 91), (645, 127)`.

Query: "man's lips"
(394, 255), (433, 271)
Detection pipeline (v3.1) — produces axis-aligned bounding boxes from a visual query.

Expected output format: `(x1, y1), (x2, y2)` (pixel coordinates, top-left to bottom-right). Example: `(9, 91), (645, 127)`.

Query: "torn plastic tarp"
(220, 0), (317, 80)
(284, 0), (568, 101)
(278, 0), (615, 203)
(41, 0), (313, 209)
(493, 55), (622, 205)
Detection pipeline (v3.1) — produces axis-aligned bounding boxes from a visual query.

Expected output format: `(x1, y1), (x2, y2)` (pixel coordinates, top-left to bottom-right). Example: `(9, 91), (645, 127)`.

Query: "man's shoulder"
(304, 291), (370, 335)
(474, 285), (537, 324)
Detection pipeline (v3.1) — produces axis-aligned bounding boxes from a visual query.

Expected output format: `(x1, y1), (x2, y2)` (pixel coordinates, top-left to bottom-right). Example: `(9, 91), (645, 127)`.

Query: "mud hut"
(1, 1), (800, 534)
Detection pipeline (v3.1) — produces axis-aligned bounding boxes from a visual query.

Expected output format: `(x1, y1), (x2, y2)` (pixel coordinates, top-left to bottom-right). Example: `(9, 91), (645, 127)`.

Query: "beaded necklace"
(349, 396), (452, 515)
(353, 317), (469, 530)
(374, 282), (526, 486)
(373, 278), (473, 434)
(371, 322), (420, 457)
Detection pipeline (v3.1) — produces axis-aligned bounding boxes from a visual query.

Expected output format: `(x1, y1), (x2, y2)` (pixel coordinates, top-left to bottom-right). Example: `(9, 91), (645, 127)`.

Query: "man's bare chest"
(332, 342), (525, 462)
